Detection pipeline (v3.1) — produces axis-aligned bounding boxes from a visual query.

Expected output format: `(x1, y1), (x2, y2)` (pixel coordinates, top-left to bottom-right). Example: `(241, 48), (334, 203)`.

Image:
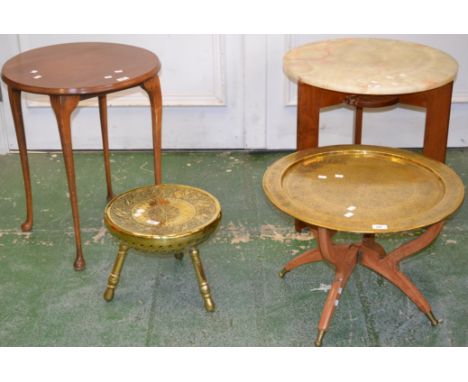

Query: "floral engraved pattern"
(107, 184), (221, 237)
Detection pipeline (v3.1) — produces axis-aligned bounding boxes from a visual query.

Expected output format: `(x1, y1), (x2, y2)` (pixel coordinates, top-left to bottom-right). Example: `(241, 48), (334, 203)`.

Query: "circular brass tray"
(104, 184), (222, 252)
(263, 145), (464, 233)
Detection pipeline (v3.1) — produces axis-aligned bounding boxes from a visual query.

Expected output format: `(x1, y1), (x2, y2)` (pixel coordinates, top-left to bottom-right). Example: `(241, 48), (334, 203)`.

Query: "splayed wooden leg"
(313, 228), (359, 346)
(360, 222), (444, 324)
(279, 247), (322, 278)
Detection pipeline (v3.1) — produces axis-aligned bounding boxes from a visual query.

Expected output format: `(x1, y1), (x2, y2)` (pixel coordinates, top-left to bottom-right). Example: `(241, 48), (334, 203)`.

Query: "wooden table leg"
(354, 105), (363, 144)
(279, 247), (322, 278)
(314, 228), (359, 346)
(399, 81), (454, 163)
(98, 95), (114, 202)
(421, 82), (453, 163)
(295, 83), (344, 232)
(359, 222), (444, 325)
(141, 76), (163, 184)
(50, 95), (85, 271)
(7, 87), (33, 232)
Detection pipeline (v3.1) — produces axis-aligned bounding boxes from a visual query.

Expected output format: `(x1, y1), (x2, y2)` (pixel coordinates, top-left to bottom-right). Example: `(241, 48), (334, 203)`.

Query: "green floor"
(0, 149), (467, 347)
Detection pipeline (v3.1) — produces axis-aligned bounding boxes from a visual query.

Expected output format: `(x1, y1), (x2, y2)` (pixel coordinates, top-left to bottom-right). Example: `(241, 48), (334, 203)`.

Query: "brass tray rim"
(263, 145), (465, 234)
(104, 183), (222, 241)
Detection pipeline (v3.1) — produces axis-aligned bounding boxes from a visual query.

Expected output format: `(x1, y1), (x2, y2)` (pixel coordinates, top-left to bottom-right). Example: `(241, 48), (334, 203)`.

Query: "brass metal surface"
(315, 330), (326, 347)
(263, 145), (465, 233)
(278, 268), (289, 278)
(190, 248), (215, 312)
(103, 242), (129, 302)
(104, 184), (222, 253)
(426, 311), (440, 326)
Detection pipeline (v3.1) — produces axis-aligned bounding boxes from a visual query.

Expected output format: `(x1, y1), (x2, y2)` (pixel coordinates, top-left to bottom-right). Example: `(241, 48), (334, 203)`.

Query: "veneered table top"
(283, 38), (458, 95)
(1, 42), (160, 95)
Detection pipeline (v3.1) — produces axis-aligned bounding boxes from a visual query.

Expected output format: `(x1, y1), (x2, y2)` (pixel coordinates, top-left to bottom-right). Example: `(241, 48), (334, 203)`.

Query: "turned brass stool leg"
(174, 252), (184, 260)
(189, 247), (215, 312)
(104, 242), (129, 302)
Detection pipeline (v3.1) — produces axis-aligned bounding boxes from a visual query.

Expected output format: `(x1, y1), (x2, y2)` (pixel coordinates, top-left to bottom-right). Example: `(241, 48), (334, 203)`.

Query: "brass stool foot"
(190, 247), (215, 312)
(315, 329), (326, 347)
(103, 287), (115, 302)
(103, 242), (129, 302)
(174, 252), (184, 260)
(426, 311), (440, 326)
(279, 268), (289, 278)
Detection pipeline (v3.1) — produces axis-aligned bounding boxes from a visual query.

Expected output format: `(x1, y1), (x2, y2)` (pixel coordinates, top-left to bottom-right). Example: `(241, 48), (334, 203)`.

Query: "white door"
(1, 34), (467, 153)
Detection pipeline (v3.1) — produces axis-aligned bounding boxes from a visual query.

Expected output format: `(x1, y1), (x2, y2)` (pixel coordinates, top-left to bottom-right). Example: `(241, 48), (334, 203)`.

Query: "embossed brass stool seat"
(263, 145), (464, 346)
(103, 184), (221, 312)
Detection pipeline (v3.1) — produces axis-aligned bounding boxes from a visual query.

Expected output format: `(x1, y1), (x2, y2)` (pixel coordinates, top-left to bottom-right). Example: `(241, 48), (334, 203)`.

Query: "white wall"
(0, 34), (467, 153)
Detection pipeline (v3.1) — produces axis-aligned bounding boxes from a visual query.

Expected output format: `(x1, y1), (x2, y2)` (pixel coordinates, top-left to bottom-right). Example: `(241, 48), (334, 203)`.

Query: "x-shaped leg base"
(280, 222), (444, 346)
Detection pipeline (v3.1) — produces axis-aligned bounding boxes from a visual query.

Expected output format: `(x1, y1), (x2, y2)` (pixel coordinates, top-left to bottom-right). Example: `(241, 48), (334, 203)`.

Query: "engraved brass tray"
(263, 145), (464, 233)
(104, 184), (222, 253)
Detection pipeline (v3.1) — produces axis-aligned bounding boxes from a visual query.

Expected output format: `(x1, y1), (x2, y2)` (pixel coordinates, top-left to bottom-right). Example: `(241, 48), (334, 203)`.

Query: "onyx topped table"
(263, 145), (464, 346)
(1, 42), (163, 270)
(284, 38), (459, 231)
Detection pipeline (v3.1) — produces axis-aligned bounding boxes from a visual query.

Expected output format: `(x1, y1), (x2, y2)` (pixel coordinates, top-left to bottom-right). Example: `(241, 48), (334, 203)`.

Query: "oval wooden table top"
(263, 145), (464, 234)
(1, 42), (161, 95)
(283, 38), (458, 95)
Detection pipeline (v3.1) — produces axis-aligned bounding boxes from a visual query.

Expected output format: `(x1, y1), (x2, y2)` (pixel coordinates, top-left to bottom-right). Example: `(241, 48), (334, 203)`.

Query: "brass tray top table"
(263, 145), (464, 346)
(1, 42), (163, 270)
(103, 184), (221, 312)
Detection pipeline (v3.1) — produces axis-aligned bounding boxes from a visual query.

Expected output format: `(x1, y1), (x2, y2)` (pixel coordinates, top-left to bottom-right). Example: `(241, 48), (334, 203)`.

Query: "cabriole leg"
(104, 242), (129, 302)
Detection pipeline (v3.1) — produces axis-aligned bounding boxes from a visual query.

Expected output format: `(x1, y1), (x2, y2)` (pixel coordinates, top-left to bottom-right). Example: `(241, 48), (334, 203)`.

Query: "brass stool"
(103, 184), (221, 312)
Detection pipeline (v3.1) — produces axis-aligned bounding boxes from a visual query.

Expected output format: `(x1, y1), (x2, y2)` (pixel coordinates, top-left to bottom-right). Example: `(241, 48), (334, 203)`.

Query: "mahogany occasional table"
(263, 145), (464, 346)
(1, 42), (163, 270)
(283, 38), (458, 231)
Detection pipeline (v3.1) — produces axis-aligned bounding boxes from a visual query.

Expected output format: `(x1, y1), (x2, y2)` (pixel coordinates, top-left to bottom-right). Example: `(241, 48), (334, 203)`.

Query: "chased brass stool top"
(103, 184), (222, 311)
(104, 184), (222, 253)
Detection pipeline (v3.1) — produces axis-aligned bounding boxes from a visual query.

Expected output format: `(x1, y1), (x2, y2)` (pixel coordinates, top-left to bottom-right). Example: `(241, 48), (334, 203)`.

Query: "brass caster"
(103, 288), (114, 302)
(174, 252), (184, 260)
(279, 268), (289, 278)
(314, 329), (326, 347)
(426, 311), (440, 326)
(314, 329), (325, 347)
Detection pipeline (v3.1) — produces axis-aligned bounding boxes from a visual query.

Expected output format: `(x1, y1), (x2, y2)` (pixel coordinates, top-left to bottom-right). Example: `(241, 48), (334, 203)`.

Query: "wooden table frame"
(6, 76), (162, 271)
(280, 223), (444, 346)
(295, 80), (454, 231)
